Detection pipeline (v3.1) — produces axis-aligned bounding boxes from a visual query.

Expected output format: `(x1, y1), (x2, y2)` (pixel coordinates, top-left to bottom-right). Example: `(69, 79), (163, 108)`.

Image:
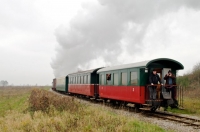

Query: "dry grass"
(183, 88), (200, 115)
(0, 87), (166, 132)
(29, 89), (79, 113)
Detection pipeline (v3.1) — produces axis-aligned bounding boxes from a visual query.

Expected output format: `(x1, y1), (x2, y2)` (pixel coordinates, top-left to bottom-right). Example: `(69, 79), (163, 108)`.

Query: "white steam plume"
(51, 0), (200, 77)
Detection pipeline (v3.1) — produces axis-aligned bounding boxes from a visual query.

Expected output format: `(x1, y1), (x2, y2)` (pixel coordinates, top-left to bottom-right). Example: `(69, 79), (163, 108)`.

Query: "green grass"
(0, 87), (31, 116)
(0, 93), (29, 116)
(166, 89), (200, 116)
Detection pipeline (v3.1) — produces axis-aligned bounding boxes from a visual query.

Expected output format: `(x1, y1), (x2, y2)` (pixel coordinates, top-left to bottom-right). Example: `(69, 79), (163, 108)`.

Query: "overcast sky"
(1, 0), (200, 85)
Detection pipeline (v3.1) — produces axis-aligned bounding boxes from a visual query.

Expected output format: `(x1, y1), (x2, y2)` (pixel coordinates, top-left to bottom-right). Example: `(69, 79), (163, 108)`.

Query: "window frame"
(128, 68), (139, 86)
(99, 73), (105, 85)
(120, 69), (128, 86)
(113, 71), (119, 86)
(105, 72), (113, 85)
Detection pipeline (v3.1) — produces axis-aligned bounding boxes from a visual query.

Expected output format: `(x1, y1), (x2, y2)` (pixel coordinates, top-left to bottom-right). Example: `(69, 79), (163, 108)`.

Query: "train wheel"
(150, 106), (157, 112)
(135, 104), (141, 113)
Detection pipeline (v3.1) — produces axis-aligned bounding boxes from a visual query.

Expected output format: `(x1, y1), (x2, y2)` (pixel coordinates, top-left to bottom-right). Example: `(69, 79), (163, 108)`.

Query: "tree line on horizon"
(0, 80), (9, 86)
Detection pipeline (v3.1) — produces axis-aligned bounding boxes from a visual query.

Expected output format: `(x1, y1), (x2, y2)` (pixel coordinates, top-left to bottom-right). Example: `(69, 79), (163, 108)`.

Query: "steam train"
(52, 58), (184, 111)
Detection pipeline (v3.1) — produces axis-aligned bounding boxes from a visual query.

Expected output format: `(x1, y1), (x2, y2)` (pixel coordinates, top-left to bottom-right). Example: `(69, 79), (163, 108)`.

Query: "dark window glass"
(121, 72), (127, 85)
(99, 75), (102, 84)
(114, 73), (118, 85)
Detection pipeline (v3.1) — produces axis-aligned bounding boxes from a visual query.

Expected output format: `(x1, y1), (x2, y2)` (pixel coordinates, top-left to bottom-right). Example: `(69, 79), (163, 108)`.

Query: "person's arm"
(170, 74), (176, 79)
(164, 74), (168, 80)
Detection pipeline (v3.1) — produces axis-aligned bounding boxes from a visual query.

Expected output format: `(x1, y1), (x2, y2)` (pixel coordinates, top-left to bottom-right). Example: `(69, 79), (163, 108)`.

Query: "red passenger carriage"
(97, 58), (184, 110)
(68, 68), (101, 98)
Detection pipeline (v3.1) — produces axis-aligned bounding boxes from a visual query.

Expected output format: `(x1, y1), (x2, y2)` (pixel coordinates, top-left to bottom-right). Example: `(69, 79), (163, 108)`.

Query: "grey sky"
(1, 0), (200, 85)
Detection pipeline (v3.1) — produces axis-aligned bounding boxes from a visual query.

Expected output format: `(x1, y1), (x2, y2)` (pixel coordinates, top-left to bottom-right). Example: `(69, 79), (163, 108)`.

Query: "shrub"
(29, 89), (80, 113)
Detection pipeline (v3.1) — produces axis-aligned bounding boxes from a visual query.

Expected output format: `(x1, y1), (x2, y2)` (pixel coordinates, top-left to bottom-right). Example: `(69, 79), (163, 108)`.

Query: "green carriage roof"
(97, 58), (184, 73)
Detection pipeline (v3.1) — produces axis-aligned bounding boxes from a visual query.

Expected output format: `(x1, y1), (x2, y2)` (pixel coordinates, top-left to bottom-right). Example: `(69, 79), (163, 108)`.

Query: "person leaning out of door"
(164, 70), (176, 100)
(149, 69), (163, 100)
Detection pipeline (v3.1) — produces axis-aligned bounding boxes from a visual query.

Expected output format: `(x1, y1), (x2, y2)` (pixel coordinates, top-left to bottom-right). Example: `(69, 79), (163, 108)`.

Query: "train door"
(162, 68), (171, 84)
(162, 68), (171, 92)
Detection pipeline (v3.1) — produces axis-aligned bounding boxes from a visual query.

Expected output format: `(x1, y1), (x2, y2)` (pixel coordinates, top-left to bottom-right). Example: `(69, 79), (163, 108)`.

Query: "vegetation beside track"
(168, 62), (200, 115)
(0, 87), (166, 132)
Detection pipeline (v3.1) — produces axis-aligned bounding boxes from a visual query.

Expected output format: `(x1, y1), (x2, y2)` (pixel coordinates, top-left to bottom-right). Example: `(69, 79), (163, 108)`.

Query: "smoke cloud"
(51, 0), (200, 77)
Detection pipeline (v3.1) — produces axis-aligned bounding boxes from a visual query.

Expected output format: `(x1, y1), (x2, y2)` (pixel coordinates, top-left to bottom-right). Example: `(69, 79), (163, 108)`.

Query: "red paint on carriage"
(68, 84), (99, 96)
(99, 85), (145, 104)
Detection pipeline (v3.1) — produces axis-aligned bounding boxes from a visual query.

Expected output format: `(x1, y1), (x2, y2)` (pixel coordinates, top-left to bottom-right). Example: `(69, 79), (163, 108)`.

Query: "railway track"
(144, 110), (200, 129)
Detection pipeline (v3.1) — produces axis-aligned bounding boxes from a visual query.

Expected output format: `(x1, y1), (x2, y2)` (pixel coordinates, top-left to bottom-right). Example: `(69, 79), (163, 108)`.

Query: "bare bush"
(29, 89), (80, 112)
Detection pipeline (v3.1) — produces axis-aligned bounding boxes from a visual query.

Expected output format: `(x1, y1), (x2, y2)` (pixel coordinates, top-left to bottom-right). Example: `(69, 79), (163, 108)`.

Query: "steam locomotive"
(52, 58), (184, 111)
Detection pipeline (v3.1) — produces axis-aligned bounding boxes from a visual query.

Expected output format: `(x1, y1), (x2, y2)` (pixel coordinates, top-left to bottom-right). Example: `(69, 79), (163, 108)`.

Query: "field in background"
(0, 87), (166, 132)
(0, 86), (49, 117)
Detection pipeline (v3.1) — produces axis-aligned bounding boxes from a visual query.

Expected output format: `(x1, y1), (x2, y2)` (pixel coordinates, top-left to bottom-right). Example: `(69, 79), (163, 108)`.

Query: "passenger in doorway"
(149, 69), (163, 100)
(164, 70), (176, 100)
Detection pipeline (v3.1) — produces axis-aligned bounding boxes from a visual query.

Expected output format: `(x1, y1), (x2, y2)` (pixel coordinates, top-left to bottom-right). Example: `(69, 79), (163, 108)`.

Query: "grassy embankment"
(168, 62), (200, 115)
(0, 86), (166, 132)
(168, 88), (200, 115)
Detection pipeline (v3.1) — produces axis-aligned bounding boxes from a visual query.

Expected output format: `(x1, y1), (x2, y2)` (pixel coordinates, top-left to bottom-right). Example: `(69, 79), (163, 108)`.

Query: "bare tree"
(0, 80), (9, 86)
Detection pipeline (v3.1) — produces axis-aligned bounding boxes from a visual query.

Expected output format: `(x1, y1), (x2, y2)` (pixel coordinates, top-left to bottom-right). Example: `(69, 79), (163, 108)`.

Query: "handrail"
(146, 84), (177, 88)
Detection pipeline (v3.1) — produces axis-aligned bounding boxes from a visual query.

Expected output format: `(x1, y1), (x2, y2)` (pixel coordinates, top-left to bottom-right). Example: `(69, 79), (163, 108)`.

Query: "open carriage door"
(162, 68), (171, 92)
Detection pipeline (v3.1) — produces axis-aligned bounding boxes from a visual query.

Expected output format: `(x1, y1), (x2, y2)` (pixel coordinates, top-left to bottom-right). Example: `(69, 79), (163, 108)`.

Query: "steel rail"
(145, 111), (200, 128)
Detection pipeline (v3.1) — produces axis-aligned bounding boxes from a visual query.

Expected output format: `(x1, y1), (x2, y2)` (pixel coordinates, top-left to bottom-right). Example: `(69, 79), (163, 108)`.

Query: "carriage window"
(84, 76), (87, 84)
(114, 73), (118, 85)
(80, 76), (83, 84)
(121, 72), (127, 85)
(74, 77), (75, 84)
(72, 77), (74, 84)
(88, 75), (90, 84)
(78, 76), (80, 84)
(100, 74), (104, 85)
(106, 74), (112, 85)
(75, 77), (77, 84)
(130, 72), (138, 85)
